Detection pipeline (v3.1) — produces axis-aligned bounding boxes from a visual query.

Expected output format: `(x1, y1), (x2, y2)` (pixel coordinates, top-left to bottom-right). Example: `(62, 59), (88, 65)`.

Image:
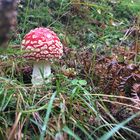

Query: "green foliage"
(121, 0), (140, 14)
(0, 0), (140, 139)
(15, 0), (139, 47)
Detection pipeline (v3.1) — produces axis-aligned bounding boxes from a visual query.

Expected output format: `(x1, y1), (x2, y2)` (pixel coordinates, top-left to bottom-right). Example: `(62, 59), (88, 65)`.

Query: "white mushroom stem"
(31, 61), (51, 86)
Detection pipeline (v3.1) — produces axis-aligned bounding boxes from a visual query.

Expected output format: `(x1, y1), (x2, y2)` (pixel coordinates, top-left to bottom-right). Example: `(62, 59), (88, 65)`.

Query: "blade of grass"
(75, 122), (95, 140)
(8, 112), (22, 140)
(94, 123), (140, 138)
(40, 91), (57, 140)
(63, 126), (81, 140)
(99, 112), (140, 140)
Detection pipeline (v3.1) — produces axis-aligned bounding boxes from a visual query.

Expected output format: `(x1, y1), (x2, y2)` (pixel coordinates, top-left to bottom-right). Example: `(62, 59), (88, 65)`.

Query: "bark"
(0, 0), (18, 49)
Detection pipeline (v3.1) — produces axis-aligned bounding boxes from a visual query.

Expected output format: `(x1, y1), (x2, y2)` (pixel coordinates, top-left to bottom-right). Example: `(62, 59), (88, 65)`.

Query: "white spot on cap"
(22, 40), (26, 44)
(26, 40), (30, 45)
(27, 46), (33, 49)
(31, 41), (38, 44)
(46, 33), (52, 38)
(44, 51), (49, 54)
(38, 40), (44, 45)
(41, 55), (46, 57)
(46, 41), (53, 46)
(30, 41), (34, 44)
(36, 54), (41, 58)
(59, 49), (63, 53)
(49, 46), (53, 51)
(35, 48), (41, 52)
(41, 45), (48, 50)
(32, 35), (37, 39)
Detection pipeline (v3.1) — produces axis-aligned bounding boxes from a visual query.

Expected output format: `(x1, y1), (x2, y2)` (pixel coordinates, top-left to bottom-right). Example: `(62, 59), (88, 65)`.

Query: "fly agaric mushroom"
(21, 27), (63, 86)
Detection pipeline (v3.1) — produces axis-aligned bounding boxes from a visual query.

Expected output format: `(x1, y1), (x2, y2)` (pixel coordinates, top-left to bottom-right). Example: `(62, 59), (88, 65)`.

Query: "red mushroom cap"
(21, 27), (63, 61)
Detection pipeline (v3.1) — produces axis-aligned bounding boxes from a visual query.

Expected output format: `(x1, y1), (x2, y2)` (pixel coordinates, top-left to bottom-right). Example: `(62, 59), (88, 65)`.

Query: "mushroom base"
(31, 61), (51, 86)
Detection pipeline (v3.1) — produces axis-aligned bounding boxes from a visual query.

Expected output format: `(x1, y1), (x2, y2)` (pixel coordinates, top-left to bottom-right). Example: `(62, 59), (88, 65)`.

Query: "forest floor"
(0, 0), (140, 140)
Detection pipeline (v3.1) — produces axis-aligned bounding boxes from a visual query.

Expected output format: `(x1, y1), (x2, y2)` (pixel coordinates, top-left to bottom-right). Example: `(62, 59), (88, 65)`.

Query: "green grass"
(0, 70), (140, 139)
(0, 0), (140, 139)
